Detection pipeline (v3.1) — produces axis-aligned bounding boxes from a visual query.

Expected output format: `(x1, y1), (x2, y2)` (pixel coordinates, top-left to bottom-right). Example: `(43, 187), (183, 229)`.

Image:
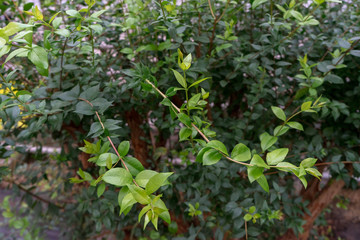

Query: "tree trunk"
(125, 108), (149, 168)
(278, 179), (345, 240)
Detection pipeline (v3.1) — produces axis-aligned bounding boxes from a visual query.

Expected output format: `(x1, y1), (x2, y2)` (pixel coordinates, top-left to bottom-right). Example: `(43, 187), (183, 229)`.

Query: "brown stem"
(78, 98), (139, 186)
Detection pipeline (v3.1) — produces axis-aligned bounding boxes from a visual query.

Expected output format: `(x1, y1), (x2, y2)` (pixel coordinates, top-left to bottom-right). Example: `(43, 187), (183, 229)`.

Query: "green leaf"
(189, 77), (210, 89)
(49, 11), (61, 23)
(271, 106), (286, 121)
(251, 154), (270, 169)
(247, 165), (264, 183)
(2, 22), (27, 36)
(120, 192), (136, 215)
(301, 158), (317, 168)
(123, 156), (144, 177)
(145, 172), (173, 194)
(66, 9), (81, 18)
(301, 101), (312, 111)
(206, 140), (228, 155)
(266, 148), (289, 165)
(4, 48), (29, 65)
(177, 112), (192, 126)
(276, 162), (298, 173)
(256, 175), (269, 193)
(188, 93), (201, 107)
(171, 69), (187, 88)
(102, 168), (133, 186)
(182, 53), (192, 70)
(299, 176), (307, 188)
(0, 45), (11, 58)
(287, 121), (304, 131)
(28, 46), (48, 69)
(96, 153), (118, 167)
(179, 127), (192, 141)
(196, 147), (211, 163)
(273, 125), (289, 136)
(260, 132), (278, 152)
(252, 0), (267, 9)
(118, 141), (130, 157)
(97, 183), (106, 197)
(138, 205), (151, 222)
(52, 17), (62, 28)
(244, 213), (252, 221)
(249, 206), (256, 214)
(106, 155), (113, 169)
(299, 164), (306, 177)
(128, 185), (151, 205)
(305, 168), (322, 179)
(231, 143), (251, 162)
(135, 170), (159, 188)
(55, 28), (70, 37)
(118, 186), (129, 206)
(203, 149), (222, 165)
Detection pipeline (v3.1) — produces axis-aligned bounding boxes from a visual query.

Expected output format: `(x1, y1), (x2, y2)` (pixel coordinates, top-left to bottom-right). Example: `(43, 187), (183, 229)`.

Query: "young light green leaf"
(256, 175), (269, 193)
(145, 172), (173, 194)
(301, 158), (317, 168)
(252, 0), (267, 9)
(305, 168), (322, 179)
(276, 162), (298, 173)
(118, 140), (130, 157)
(28, 46), (48, 69)
(135, 170), (159, 188)
(266, 148), (289, 165)
(171, 69), (187, 88)
(55, 28), (70, 37)
(188, 93), (201, 107)
(106, 154), (113, 169)
(188, 77), (210, 89)
(287, 121), (304, 131)
(231, 143), (251, 162)
(247, 165), (264, 183)
(203, 149), (222, 165)
(244, 213), (253, 221)
(102, 168), (133, 186)
(183, 53), (192, 70)
(251, 154), (270, 169)
(120, 192), (136, 215)
(138, 205), (151, 222)
(128, 185), (151, 205)
(301, 101), (312, 111)
(206, 140), (228, 155)
(96, 153), (118, 166)
(271, 106), (286, 121)
(260, 132), (278, 152)
(273, 125), (289, 136)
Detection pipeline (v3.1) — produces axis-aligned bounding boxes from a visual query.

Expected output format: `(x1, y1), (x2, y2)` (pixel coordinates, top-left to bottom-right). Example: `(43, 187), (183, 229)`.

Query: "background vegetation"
(0, 0), (359, 239)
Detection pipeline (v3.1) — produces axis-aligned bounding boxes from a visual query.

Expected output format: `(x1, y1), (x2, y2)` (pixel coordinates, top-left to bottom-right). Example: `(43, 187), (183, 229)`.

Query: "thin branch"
(145, 79), (252, 167)
(207, 0), (216, 19)
(78, 98), (139, 187)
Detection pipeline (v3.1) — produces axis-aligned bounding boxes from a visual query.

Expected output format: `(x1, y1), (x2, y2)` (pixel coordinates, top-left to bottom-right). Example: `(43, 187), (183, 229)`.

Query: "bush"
(0, 0), (359, 239)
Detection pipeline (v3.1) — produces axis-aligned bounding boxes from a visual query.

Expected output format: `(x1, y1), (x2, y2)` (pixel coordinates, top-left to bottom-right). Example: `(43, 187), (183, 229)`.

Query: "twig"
(78, 98), (140, 187)
(145, 79), (252, 167)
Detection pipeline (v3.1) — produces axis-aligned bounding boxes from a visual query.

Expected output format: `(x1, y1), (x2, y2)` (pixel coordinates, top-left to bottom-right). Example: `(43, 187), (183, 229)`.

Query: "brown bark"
(278, 179), (345, 240)
(125, 108), (149, 168)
